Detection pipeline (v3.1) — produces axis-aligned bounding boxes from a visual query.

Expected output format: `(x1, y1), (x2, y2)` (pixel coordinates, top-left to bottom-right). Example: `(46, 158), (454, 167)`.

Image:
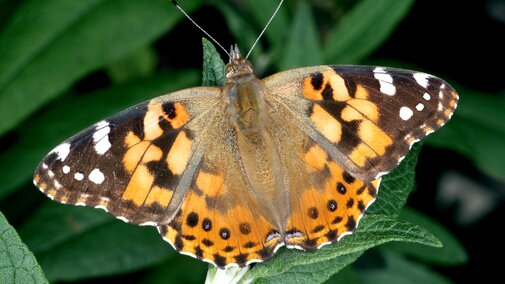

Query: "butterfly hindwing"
(263, 102), (381, 250)
(265, 65), (458, 182)
(34, 87), (222, 225)
(158, 106), (283, 268)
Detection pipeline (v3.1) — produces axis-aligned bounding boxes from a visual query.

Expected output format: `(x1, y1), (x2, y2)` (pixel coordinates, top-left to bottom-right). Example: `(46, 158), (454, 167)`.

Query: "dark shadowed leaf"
(141, 255), (207, 284)
(279, 0), (323, 70)
(368, 143), (421, 216)
(0, 0), (203, 136)
(323, 0), (414, 64)
(24, 205), (173, 282)
(427, 86), (505, 182)
(386, 208), (468, 265)
(356, 251), (450, 284)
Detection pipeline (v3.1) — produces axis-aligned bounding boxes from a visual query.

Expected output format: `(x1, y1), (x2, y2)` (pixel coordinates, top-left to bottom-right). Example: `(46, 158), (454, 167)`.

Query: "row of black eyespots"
(186, 212), (257, 241)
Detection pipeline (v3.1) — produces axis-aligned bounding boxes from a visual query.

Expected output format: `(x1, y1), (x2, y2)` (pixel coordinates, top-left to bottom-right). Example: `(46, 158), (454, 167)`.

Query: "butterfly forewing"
(265, 65), (458, 182)
(34, 88), (221, 225)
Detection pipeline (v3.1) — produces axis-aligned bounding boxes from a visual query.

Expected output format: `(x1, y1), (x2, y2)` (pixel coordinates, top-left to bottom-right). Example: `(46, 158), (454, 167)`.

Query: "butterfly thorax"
(224, 46), (269, 136)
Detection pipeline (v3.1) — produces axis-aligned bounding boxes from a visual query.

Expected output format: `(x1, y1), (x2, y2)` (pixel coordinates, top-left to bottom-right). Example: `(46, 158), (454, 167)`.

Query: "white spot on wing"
(42, 163), (48, 169)
(117, 216), (129, 223)
(74, 172), (84, 181)
(95, 205), (108, 212)
(399, 106), (414, 121)
(63, 165), (70, 174)
(439, 91), (444, 100)
(416, 103), (424, 111)
(374, 68), (396, 96)
(414, 73), (430, 88)
(53, 180), (62, 189)
(48, 170), (54, 178)
(52, 143), (71, 161)
(438, 102), (443, 111)
(88, 169), (105, 184)
(93, 121), (111, 155)
(423, 93), (431, 100)
(139, 221), (158, 226)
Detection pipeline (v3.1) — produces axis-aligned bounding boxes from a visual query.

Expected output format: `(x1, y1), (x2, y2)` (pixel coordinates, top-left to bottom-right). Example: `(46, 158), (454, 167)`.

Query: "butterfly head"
(225, 45), (253, 81)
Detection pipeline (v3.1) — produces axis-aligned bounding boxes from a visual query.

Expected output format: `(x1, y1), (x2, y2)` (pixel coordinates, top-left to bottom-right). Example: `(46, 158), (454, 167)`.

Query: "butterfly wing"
(263, 65), (457, 250)
(33, 87), (223, 225)
(158, 102), (283, 268)
(265, 65), (458, 182)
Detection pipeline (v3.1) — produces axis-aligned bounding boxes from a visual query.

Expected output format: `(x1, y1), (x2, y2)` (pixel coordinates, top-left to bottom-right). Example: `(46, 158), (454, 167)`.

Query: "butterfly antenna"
(245, 0), (284, 60)
(171, 0), (230, 57)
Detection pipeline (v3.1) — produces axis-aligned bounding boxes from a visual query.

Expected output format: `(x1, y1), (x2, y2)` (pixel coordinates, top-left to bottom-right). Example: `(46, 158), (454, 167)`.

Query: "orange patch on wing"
(303, 77), (323, 100)
(145, 186), (173, 207)
(196, 171), (225, 197)
(122, 141), (150, 174)
(349, 143), (377, 167)
(46, 189), (57, 197)
(303, 70), (350, 101)
(144, 144), (163, 162)
(310, 105), (342, 143)
(124, 131), (141, 148)
(167, 103), (189, 129)
(60, 195), (69, 203)
(144, 102), (164, 140)
(358, 121), (392, 155)
(325, 71), (350, 101)
(354, 84), (369, 100)
(122, 165), (155, 206)
(166, 131), (193, 175)
(444, 109), (452, 117)
(347, 99), (379, 122)
(302, 145), (328, 172)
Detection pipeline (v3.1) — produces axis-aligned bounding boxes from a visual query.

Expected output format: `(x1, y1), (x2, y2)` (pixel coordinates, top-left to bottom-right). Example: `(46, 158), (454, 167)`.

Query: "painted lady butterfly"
(33, 43), (457, 268)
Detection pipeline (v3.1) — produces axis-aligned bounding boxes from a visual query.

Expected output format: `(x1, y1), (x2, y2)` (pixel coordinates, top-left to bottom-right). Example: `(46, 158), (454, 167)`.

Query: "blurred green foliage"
(3, 0), (501, 282)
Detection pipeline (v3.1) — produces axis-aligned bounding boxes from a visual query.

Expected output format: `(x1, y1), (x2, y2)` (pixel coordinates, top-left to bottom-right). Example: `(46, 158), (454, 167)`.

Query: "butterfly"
(33, 45), (458, 268)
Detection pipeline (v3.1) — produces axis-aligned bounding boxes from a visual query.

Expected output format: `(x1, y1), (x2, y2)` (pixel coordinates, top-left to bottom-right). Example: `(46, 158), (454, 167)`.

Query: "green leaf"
(356, 251), (451, 284)
(242, 0), (289, 48)
(0, 211), (47, 283)
(253, 252), (363, 284)
(213, 1), (261, 56)
(427, 86), (505, 182)
(323, 0), (414, 64)
(20, 204), (172, 282)
(386, 207), (468, 266)
(141, 256), (207, 284)
(202, 38), (226, 87)
(242, 215), (440, 283)
(0, 70), (200, 199)
(0, 0), (203, 136)
(368, 143), (421, 217)
(326, 266), (360, 284)
(279, 0), (323, 70)
(19, 202), (110, 254)
(106, 47), (158, 83)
